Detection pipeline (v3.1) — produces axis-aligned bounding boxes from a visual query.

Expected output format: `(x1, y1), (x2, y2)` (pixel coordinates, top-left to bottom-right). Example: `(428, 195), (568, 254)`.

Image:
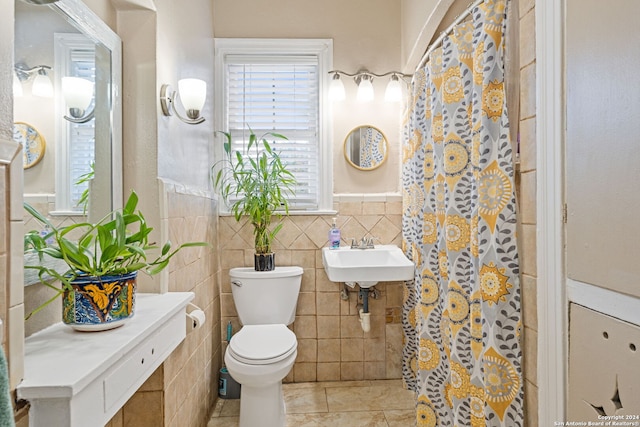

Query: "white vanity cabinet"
(17, 292), (194, 427)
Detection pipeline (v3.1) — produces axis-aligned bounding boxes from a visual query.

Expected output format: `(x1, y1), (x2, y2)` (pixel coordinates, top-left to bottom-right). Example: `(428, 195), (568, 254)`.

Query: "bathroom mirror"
(343, 125), (388, 171)
(15, 0), (122, 221)
(15, 0), (122, 285)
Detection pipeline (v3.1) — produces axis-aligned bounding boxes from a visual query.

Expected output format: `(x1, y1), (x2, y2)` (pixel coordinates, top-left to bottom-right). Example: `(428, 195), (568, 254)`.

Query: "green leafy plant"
(23, 190), (208, 319)
(212, 128), (296, 255)
(75, 161), (94, 215)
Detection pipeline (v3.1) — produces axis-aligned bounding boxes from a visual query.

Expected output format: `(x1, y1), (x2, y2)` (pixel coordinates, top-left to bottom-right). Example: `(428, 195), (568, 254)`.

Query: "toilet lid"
(228, 324), (297, 365)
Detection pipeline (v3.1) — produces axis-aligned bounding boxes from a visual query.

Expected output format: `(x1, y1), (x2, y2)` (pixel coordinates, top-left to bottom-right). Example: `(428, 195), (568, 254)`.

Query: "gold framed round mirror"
(343, 125), (388, 171)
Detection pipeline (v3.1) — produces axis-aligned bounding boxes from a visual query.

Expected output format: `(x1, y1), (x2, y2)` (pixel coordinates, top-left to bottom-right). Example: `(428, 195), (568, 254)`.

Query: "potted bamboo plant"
(212, 128), (296, 271)
(23, 190), (208, 331)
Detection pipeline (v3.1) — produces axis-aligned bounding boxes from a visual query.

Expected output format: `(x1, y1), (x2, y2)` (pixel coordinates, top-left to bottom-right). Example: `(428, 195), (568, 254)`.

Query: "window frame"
(214, 38), (334, 214)
(54, 33), (97, 215)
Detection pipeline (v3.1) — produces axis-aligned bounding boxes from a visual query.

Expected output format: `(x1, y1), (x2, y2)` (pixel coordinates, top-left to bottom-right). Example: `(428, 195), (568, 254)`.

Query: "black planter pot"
(254, 253), (275, 271)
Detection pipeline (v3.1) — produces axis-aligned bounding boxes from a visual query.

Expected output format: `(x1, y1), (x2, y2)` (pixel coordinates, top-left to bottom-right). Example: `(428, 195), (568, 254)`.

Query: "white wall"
(213, 0), (403, 195)
(401, 0), (445, 71)
(565, 0), (640, 297)
(14, 4), (76, 195)
(156, 0), (215, 191)
(82, 0), (117, 29)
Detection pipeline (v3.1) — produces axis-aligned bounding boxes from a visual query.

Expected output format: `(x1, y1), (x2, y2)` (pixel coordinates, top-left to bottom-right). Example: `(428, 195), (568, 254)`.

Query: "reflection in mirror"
(15, 0), (122, 287)
(55, 33), (97, 214)
(343, 125), (388, 171)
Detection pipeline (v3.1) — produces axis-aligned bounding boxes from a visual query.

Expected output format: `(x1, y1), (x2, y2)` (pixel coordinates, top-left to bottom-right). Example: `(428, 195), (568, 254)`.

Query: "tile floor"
(207, 380), (416, 427)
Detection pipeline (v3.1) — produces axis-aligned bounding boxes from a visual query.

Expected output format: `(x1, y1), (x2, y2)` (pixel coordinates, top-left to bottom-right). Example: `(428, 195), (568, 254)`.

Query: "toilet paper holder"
(186, 303), (205, 332)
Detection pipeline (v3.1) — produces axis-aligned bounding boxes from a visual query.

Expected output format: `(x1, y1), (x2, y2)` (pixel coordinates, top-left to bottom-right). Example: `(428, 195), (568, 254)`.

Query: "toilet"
(224, 266), (303, 427)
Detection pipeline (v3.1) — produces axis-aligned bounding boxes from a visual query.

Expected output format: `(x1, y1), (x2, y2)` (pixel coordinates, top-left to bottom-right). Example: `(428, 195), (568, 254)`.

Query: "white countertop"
(18, 292), (194, 400)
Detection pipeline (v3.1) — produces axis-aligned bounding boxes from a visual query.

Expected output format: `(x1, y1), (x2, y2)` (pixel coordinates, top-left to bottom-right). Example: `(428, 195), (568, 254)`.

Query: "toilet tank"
(229, 266), (303, 325)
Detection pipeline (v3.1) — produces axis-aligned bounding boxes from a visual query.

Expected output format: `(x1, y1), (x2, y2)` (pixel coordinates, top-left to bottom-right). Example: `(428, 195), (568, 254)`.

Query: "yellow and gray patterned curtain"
(401, 1), (523, 425)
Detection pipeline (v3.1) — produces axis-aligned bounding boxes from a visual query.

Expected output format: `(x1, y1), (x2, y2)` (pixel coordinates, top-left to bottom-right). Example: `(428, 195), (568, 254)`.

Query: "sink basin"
(321, 245), (415, 287)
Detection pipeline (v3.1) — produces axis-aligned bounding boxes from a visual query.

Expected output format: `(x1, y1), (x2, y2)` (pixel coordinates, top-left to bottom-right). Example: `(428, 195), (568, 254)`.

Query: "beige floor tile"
(368, 379), (404, 388)
(210, 398), (224, 418)
(286, 411), (388, 427)
(282, 380), (375, 391)
(384, 409), (415, 427)
(283, 381), (327, 391)
(207, 416), (239, 427)
(320, 380), (371, 388)
(284, 386), (328, 414)
(326, 384), (414, 412)
(219, 399), (240, 417)
(209, 380), (415, 426)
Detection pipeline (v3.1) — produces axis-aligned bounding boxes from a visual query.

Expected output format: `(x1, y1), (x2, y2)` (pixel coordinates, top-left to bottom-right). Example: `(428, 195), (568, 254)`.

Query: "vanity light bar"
(328, 69), (412, 102)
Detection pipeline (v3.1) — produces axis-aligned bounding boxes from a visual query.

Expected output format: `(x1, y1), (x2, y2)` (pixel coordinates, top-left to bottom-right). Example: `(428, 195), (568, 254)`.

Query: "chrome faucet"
(350, 236), (376, 249)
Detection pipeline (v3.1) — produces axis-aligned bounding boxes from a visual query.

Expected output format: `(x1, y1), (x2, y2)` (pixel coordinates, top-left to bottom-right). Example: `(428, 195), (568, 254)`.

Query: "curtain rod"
(414, 0), (484, 74)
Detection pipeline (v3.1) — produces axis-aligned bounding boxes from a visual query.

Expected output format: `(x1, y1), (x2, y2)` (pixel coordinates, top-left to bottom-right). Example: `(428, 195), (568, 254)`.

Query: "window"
(54, 33), (96, 214)
(214, 39), (333, 212)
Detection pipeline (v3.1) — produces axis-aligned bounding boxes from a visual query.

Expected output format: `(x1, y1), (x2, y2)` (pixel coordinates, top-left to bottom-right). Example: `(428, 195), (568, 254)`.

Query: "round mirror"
(343, 125), (388, 171)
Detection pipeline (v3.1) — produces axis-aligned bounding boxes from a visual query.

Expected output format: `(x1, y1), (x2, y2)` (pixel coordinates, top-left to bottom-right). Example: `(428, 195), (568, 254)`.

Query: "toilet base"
(223, 326), (298, 427)
(239, 382), (285, 427)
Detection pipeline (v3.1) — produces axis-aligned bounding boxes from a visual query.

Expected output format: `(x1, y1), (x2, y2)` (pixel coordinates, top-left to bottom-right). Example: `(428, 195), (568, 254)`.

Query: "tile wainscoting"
(105, 189), (221, 427)
(219, 194), (406, 382)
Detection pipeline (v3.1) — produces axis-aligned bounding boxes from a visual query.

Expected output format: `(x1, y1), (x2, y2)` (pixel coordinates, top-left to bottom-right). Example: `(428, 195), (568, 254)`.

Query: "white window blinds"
(68, 52), (95, 209)
(225, 56), (320, 210)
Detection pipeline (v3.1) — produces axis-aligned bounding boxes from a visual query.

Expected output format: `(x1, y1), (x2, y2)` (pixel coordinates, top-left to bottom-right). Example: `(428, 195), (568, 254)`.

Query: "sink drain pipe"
(358, 288), (371, 332)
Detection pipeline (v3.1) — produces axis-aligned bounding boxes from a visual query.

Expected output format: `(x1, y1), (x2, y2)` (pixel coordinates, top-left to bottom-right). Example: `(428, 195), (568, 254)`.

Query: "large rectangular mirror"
(15, 0), (122, 286)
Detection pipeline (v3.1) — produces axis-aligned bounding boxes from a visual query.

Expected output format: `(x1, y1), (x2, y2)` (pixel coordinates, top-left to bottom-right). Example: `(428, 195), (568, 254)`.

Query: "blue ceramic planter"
(62, 272), (137, 331)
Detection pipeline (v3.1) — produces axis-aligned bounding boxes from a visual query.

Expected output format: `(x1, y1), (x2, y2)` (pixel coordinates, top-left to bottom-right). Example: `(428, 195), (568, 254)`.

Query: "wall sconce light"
(14, 64), (53, 98)
(62, 77), (95, 123)
(160, 78), (206, 125)
(328, 70), (411, 103)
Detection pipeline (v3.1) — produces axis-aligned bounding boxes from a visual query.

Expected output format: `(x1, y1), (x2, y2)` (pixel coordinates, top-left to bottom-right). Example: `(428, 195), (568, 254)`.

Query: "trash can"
(218, 367), (241, 399)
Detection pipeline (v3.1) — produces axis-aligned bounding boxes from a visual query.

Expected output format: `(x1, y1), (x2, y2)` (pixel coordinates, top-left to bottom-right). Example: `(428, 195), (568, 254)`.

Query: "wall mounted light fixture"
(62, 76), (95, 123)
(160, 78), (206, 125)
(14, 64), (54, 98)
(328, 70), (411, 103)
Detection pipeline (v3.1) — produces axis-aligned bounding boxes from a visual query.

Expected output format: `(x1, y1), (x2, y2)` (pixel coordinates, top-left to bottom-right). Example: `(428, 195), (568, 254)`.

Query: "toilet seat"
(228, 324), (297, 365)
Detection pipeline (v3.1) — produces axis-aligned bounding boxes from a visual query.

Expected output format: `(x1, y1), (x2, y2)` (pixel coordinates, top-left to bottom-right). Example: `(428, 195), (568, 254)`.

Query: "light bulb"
(32, 69), (53, 98)
(62, 77), (94, 113)
(384, 75), (403, 102)
(328, 74), (345, 101)
(178, 78), (206, 119)
(356, 75), (374, 102)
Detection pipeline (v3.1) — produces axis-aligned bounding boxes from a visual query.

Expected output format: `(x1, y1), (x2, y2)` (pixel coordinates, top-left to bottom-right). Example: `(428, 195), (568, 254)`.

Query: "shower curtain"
(401, 1), (523, 426)
(360, 126), (384, 168)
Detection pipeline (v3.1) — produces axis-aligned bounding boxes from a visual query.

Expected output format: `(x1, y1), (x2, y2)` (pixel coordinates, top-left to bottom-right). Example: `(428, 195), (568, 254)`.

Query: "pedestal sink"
(321, 245), (415, 286)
